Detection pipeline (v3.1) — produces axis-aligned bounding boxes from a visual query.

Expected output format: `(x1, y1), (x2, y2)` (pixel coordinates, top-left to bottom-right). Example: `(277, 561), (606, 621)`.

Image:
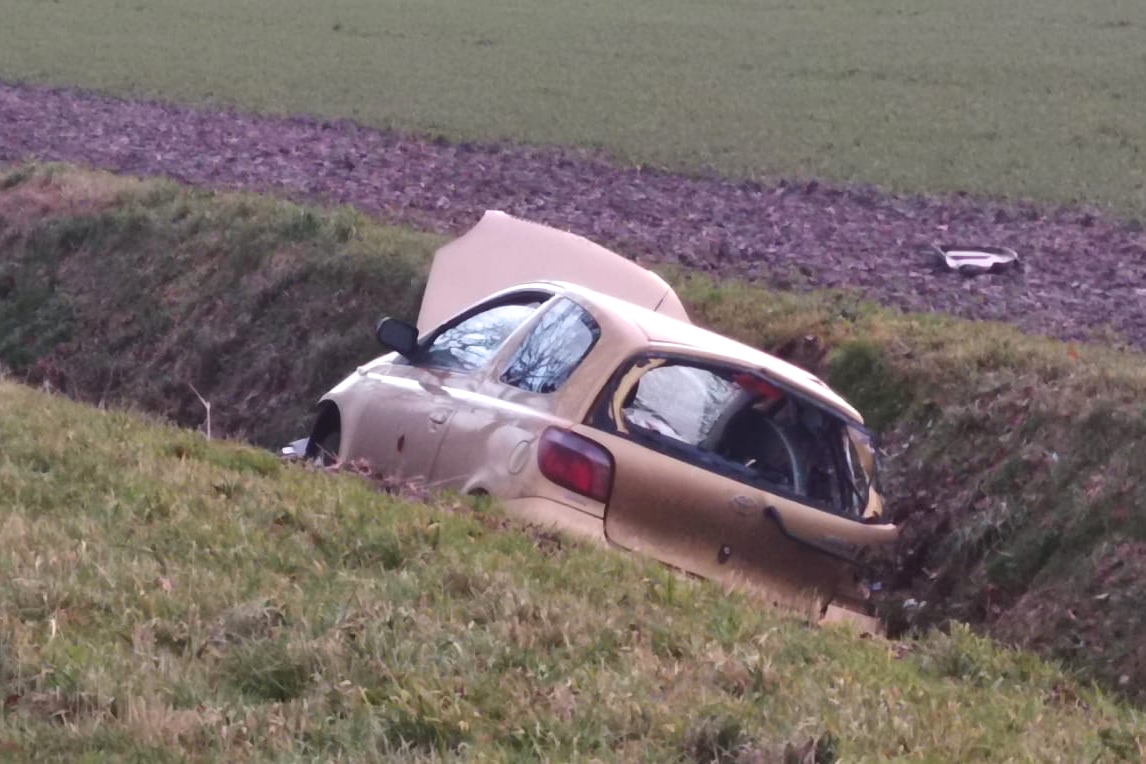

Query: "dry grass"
(0, 164), (140, 229)
(1, 381), (1143, 760)
(0, 163), (439, 446)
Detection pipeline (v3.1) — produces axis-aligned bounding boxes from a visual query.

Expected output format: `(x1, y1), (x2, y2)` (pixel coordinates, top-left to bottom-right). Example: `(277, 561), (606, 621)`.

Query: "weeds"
(824, 340), (912, 431)
(0, 165), (437, 447)
(223, 639), (312, 703)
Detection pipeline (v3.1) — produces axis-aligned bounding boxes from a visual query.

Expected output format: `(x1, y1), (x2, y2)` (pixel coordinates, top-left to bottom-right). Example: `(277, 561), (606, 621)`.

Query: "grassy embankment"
(1, 0), (1144, 216)
(4, 164), (1146, 717)
(5, 385), (1145, 760)
(0, 164), (436, 449)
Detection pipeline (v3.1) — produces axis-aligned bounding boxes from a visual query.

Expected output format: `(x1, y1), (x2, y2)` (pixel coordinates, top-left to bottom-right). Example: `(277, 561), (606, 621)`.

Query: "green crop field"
(1, 0), (1145, 214)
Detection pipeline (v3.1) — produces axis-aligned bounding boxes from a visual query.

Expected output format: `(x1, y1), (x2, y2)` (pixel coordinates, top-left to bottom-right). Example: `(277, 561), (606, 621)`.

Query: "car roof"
(543, 281), (863, 422)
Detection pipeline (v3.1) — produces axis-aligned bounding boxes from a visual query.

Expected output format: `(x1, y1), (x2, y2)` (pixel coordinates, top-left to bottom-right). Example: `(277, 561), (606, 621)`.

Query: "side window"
(623, 364), (739, 445)
(422, 302), (540, 372)
(608, 357), (867, 514)
(501, 299), (601, 393)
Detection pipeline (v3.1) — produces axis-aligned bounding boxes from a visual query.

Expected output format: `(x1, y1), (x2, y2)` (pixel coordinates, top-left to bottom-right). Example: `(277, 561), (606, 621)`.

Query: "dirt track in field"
(3, 80), (1146, 348)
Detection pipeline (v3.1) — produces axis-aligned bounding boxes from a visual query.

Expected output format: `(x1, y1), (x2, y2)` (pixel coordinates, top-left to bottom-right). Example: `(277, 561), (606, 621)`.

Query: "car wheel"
(304, 403), (342, 466)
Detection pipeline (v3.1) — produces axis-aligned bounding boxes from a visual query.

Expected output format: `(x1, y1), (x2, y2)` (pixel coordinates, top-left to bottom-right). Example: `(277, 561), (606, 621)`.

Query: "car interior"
(606, 359), (868, 517)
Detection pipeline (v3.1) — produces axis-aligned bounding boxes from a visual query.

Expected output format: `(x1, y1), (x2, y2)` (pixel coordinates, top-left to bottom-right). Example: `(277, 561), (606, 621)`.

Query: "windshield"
(597, 358), (879, 518)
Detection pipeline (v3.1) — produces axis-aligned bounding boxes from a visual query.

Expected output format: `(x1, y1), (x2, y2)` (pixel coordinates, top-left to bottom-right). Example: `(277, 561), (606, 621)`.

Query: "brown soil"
(3, 80), (1146, 349)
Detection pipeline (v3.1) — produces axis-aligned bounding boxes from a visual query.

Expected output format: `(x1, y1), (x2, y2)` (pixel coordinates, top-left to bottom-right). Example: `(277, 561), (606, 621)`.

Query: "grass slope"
(1, 0), (1145, 215)
(4, 163), (1146, 705)
(681, 279), (1146, 700)
(0, 163), (437, 448)
(1, 381), (1144, 760)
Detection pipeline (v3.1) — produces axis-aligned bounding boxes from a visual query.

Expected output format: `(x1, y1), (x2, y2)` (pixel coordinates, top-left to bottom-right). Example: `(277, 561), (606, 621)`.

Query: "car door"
(349, 295), (547, 482)
(427, 296), (603, 493)
(592, 359), (853, 613)
(597, 433), (850, 613)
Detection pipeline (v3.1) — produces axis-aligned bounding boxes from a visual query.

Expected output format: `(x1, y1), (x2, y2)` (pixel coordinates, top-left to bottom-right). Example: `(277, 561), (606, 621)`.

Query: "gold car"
(287, 211), (897, 624)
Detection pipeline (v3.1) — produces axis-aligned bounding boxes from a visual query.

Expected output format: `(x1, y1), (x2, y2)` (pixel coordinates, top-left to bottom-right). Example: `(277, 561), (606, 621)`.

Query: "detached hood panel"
(417, 211), (689, 331)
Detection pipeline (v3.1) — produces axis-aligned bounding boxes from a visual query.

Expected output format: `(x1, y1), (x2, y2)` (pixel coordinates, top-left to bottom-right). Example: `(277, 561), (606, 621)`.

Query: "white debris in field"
(933, 245), (1020, 276)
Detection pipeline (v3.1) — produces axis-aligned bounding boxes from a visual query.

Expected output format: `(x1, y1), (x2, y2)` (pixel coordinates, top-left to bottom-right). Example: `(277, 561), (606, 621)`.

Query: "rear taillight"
(538, 427), (613, 503)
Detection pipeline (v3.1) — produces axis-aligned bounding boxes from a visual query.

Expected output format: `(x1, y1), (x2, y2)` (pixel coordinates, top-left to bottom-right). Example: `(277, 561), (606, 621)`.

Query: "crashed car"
(286, 211), (897, 623)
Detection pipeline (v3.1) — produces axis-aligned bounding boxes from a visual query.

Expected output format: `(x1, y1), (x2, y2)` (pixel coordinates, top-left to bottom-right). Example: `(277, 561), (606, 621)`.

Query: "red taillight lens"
(537, 427), (613, 503)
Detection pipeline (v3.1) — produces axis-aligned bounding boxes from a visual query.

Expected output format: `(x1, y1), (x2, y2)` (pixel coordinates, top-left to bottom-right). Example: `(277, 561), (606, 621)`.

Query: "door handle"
(429, 410), (450, 425)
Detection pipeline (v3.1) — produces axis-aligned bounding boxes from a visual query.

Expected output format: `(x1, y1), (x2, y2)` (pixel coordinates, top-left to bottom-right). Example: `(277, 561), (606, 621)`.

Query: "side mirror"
(375, 317), (419, 356)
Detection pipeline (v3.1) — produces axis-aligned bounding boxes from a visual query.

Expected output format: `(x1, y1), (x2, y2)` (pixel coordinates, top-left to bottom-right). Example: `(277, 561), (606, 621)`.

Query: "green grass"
(1, 0), (1145, 215)
(6, 163), (1146, 707)
(0, 163), (439, 448)
(1, 380), (1144, 760)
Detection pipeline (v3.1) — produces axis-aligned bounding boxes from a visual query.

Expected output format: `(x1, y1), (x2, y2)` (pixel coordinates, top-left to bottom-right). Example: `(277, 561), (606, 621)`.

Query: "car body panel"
(581, 286), (861, 421)
(590, 427), (849, 614)
(417, 210), (688, 332)
(352, 363), (461, 478)
(297, 212), (897, 624)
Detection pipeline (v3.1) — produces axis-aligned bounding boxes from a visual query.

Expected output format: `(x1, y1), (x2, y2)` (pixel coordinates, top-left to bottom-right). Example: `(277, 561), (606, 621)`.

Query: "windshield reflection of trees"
(502, 300), (600, 393)
(424, 304), (538, 371)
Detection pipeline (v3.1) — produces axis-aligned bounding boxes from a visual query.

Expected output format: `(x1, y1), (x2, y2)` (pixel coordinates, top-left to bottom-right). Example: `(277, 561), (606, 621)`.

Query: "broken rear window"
(595, 357), (875, 517)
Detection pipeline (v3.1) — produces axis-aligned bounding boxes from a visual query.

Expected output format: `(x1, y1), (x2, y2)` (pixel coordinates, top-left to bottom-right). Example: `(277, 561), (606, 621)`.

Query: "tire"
(304, 403), (342, 466)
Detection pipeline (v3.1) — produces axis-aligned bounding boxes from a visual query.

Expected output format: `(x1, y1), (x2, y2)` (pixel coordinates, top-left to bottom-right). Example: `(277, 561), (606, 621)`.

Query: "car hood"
(417, 210), (689, 331)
